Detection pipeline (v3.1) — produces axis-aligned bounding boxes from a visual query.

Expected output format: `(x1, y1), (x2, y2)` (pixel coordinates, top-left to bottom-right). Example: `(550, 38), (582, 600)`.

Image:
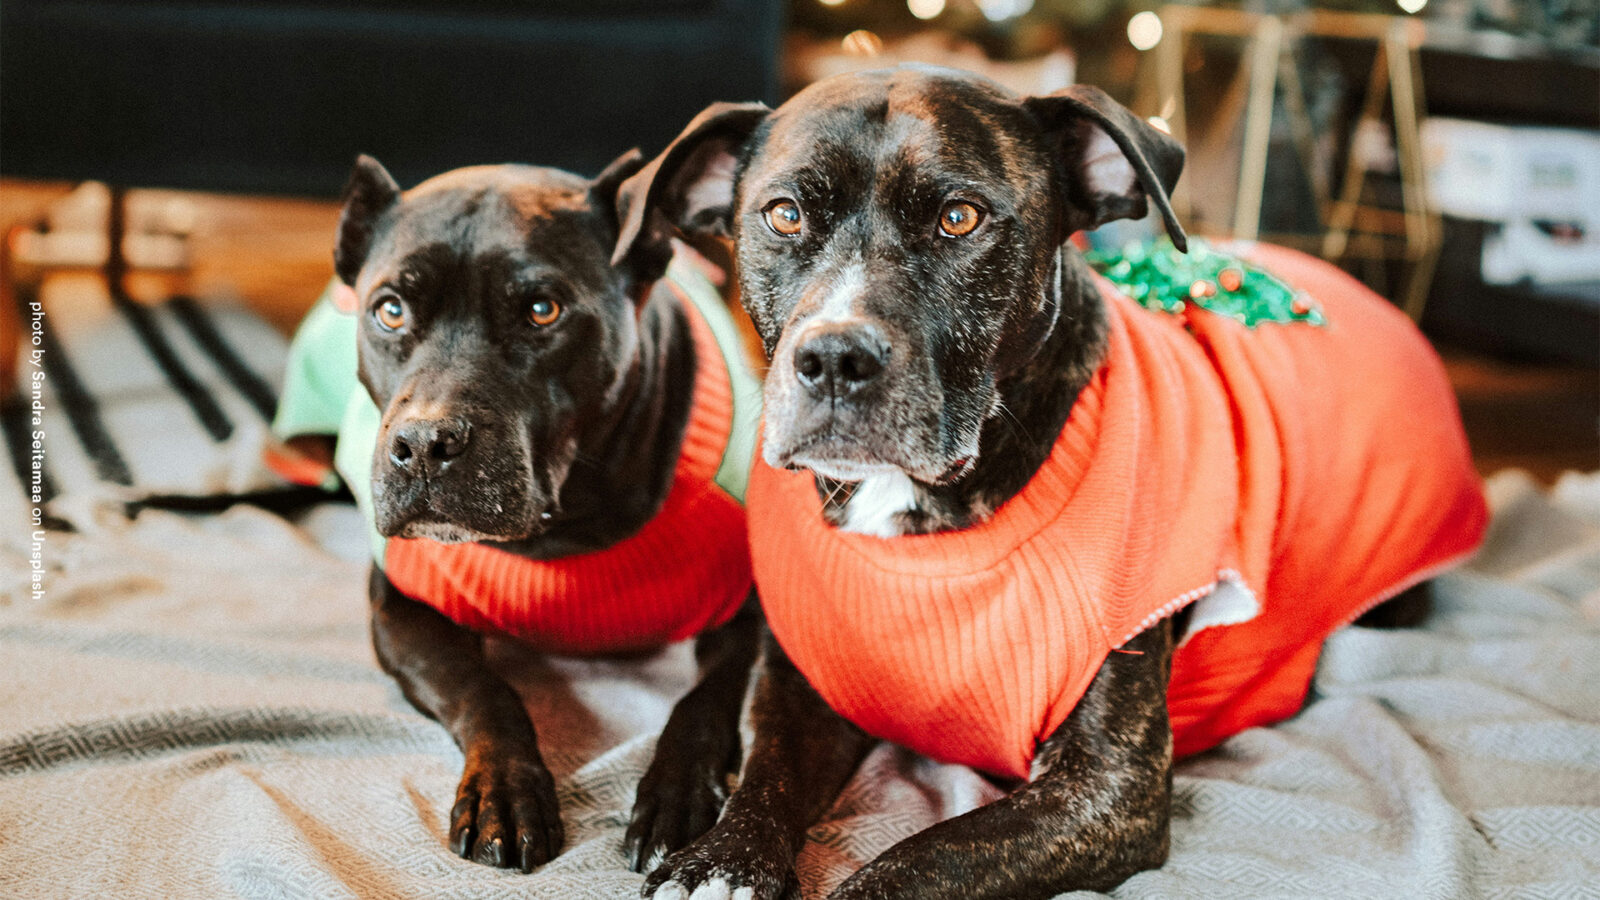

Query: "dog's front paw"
(450, 749), (564, 872)
(641, 825), (799, 900)
(624, 750), (728, 872)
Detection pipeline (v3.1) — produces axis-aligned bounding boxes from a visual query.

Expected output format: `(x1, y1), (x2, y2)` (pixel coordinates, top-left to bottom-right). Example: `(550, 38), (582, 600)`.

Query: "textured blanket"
(2, 281), (292, 516)
(2, 471), (1597, 899)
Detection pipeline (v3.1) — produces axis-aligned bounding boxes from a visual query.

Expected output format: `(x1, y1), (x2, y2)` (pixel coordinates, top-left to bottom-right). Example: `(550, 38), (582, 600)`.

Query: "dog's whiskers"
(992, 399), (1027, 443)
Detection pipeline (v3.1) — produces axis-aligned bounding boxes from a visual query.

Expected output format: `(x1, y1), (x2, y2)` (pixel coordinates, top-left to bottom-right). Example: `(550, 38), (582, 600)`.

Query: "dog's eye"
(374, 296), (407, 332)
(938, 201), (983, 238)
(764, 200), (803, 237)
(529, 297), (562, 327)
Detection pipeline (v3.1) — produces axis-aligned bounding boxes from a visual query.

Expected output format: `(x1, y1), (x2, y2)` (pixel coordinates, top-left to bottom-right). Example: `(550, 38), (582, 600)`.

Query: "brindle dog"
(610, 66), (1426, 900)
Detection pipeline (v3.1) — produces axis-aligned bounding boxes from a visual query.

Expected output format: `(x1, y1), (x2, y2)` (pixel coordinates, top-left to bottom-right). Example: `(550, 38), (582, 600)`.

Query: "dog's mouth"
(770, 431), (968, 485)
(369, 409), (574, 545)
(373, 478), (551, 545)
(391, 519), (527, 544)
(379, 506), (540, 545)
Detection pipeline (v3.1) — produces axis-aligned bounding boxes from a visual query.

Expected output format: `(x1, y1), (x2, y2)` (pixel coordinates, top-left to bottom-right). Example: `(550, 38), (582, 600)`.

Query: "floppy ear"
(333, 154), (401, 286)
(610, 101), (771, 268)
(589, 147), (648, 226)
(1023, 85), (1187, 251)
(587, 147), (674, 289)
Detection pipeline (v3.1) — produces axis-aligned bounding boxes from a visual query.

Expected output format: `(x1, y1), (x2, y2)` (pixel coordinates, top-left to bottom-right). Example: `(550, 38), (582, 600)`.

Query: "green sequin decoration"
(1085, 237), (1326, 328)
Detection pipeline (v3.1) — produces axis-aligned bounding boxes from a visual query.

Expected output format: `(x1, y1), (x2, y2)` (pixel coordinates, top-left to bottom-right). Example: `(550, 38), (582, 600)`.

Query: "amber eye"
(529, 297), (562, 327)
(374, 295), (406, 331)
(764, 200), (803, 236)
(938, 200), (983, 237)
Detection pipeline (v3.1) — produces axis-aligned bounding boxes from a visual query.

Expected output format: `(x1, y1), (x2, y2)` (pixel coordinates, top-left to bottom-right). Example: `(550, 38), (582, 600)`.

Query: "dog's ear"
(588, 147), (673, 289)
(1023, 85), (1187, 251)
(610, 101), (771, 268)
(589, 147), (648, 222)
(334, 155), (401, 286)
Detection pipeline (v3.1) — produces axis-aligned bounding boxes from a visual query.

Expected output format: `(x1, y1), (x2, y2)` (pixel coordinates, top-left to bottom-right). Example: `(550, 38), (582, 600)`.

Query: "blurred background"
(4, 9), (1598, 897)
(2, 0), (1597, 493)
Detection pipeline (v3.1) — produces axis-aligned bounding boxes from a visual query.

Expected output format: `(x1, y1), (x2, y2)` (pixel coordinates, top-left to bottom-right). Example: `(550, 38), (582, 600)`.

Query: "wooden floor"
(4, 178), (1595, 484)
(1, 179), (340, 335)
(1442, 349), (1598, 483)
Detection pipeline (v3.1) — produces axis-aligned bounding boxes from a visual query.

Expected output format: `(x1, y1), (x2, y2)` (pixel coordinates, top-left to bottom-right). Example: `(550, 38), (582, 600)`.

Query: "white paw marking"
(688, 878), (734, 900)
(737, 642), (767, 771)
(840, 470), (918, 537)
(642, 845), (671, 876)
(732, 888), (755, 900)
(654, 884), (690, 900)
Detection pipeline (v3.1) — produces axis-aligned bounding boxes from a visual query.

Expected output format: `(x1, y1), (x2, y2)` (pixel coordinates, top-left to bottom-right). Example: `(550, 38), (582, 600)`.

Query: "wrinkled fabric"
(0, 470), (1593, 898)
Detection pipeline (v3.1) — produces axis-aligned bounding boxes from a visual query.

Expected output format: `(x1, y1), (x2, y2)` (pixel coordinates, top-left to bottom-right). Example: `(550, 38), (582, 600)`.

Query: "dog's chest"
(839, 471), (920, 537)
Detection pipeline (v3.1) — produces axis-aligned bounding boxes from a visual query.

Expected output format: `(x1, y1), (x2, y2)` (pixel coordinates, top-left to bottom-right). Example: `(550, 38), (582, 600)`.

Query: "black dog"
(611, 66), (1469, 900)
(328, 154), (759, 873)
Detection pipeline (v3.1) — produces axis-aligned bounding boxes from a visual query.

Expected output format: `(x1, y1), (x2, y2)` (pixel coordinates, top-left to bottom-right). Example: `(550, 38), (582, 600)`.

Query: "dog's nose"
(793, 323), (888, 399)
(388, 418), (471, 476)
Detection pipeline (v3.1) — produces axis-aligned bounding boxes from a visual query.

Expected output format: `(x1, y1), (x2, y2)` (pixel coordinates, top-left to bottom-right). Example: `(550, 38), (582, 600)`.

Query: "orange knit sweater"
(385, 284), (752, 655)
(748, 244), (1488, 779)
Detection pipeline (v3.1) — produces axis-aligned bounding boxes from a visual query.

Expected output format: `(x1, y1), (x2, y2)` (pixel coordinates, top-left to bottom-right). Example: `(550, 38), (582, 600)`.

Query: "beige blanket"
(2, 471), (1597, 899)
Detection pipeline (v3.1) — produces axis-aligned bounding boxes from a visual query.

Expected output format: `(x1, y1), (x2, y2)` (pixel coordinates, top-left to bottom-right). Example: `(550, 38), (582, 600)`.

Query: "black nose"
(388, 418), (471, 476)
(793, 323), (888, 399)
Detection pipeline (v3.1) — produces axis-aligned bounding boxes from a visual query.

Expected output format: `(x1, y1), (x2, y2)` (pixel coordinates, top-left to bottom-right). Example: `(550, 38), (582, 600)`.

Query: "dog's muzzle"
(386, 415), (472, 479)
(791, 319), (890, 403)
(371, 409), (549, 543)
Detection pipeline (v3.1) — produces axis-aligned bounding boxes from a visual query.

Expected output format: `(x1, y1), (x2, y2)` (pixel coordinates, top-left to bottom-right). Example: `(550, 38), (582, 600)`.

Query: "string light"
(908, 0), (945, 20)
(1397, 0), (1427, 12)
(1127, 11), (1163, 51)
(842, 30), (884, 56)
(975, 0), (1033, 22)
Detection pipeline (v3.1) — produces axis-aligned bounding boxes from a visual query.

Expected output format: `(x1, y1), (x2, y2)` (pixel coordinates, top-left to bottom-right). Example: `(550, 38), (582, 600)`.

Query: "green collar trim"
(666, 259), (761, 505)
(1086, 237), (1326, 328)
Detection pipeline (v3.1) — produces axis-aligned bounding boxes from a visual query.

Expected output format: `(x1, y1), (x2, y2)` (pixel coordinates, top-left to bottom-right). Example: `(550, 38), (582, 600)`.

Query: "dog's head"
(614, 66), (1183, 484)
(336, 152), (667, 543)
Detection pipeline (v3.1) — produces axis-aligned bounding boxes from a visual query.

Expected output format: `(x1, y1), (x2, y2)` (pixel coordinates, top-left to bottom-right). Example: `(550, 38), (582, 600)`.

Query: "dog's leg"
(828, 620), (1175, 900)
(368, 565), (563, 871)
(1354, 580), (1432, 629)
(643, 630), (875, 900)
(626, 590), (763, 871)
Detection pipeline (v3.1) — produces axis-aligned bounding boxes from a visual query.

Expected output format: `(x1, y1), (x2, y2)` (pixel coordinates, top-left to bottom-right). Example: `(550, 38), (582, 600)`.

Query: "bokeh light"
(975, 0), (1034, 23)
(1128, 11), (1164, 51)
(841, 29), (884, 56)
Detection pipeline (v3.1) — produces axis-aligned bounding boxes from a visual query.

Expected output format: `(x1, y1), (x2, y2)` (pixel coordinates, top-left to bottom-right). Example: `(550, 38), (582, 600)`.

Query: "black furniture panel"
(1, 1), (782, 194)
(1424, 219), (1600, 366)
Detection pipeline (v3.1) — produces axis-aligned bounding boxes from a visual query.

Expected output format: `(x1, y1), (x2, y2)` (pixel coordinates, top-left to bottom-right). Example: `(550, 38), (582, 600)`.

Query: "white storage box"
(1422, 117), (1600, 285)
